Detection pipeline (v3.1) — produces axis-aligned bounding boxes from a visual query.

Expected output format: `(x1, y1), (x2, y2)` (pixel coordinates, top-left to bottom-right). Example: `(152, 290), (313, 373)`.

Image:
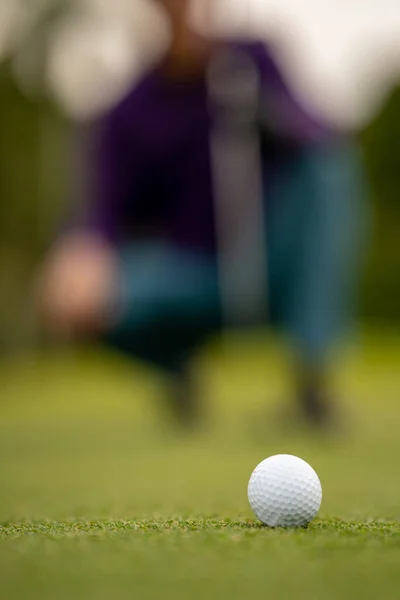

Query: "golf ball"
(248, 454), (322, 528)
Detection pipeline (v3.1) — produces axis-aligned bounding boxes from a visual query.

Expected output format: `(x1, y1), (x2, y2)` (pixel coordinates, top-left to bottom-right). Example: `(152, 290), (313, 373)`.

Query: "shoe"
(163, 371), (201, 430)
(299, 390), (334, 428)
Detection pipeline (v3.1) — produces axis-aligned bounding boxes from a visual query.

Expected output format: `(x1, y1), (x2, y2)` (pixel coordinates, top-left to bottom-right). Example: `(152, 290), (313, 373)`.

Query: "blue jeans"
(104, 142), (367, 371)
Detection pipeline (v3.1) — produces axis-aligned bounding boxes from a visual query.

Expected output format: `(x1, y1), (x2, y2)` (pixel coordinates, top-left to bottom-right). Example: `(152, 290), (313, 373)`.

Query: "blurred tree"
(361, 87), (400, 323)
(0, 61), (67, 353)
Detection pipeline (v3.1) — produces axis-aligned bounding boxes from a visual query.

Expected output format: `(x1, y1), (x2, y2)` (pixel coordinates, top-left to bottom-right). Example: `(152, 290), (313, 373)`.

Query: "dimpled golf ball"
(248, 454), (322, 528)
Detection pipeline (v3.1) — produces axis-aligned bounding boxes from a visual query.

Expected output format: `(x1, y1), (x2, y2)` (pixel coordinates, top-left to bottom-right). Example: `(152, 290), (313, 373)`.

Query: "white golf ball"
(248, 454), (322, 528)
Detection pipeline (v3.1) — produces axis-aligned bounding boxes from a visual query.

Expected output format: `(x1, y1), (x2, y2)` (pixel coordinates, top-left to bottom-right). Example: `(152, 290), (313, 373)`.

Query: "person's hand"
(37, 232), (118, 336)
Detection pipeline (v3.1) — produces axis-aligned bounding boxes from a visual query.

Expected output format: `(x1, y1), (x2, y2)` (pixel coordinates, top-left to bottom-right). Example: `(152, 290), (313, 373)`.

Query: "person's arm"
(38, 104), (137, 334)
(82, 105), (136, 242)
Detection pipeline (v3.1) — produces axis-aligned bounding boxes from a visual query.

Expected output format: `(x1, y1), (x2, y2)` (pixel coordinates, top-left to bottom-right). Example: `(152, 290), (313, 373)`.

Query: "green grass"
(0, 333), (400, 599)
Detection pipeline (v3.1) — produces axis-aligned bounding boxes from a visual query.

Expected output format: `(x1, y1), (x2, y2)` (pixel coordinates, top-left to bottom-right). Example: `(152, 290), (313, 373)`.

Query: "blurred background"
(1, 4), (400, 598)
(0, 0), (399, 356)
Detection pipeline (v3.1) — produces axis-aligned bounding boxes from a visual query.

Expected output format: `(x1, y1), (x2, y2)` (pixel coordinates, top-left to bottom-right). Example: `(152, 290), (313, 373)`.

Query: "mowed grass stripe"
(1, 519), (399, 540)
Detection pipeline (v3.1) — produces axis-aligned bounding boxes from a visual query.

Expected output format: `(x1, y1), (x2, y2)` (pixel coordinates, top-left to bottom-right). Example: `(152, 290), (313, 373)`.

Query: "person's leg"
(102, 241), (221, 425)
(267, 141), (368, 425)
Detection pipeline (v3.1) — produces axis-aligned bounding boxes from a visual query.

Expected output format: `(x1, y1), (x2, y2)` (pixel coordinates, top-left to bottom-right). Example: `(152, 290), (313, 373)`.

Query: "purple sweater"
(83, 40), (332, 252)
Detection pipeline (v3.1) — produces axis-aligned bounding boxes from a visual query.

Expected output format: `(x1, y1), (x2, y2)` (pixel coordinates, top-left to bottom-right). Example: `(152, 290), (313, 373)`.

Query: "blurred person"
(38, 0), (366, 428)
